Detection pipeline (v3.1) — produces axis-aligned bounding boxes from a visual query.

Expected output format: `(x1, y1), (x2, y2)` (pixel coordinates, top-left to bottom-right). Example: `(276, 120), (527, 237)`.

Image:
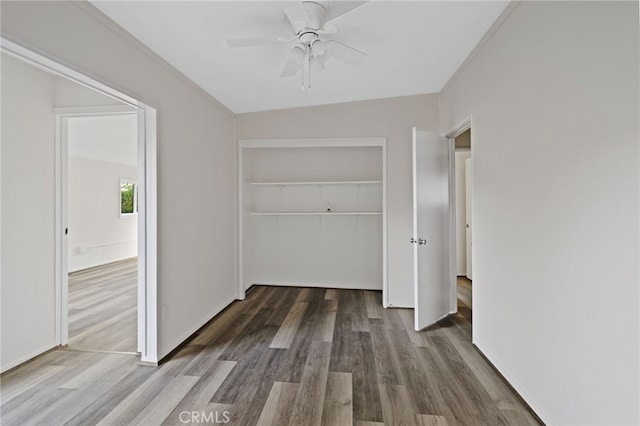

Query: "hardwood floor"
(456, 277), (472, 323)
(68, 258), (137, 353)
(1, 285), (539, 425)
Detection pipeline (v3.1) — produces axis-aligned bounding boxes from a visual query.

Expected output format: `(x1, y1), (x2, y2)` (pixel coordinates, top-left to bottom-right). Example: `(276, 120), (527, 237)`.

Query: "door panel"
(412, 128), (451, 330)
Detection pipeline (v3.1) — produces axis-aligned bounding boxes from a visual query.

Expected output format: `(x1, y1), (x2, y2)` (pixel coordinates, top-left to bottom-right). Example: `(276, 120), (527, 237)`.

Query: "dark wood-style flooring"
(456, 276), (472, 323)
(68, 258), (137, 353)
(1, 280), (539, 425)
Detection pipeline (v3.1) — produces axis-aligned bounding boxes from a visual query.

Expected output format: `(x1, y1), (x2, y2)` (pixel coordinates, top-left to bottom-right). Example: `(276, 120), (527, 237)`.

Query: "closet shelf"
(249, 211), (382, 216)
(249, 180), (382, 187)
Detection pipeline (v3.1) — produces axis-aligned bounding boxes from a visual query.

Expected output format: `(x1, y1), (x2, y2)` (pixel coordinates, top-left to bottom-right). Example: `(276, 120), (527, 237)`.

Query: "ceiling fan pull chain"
(308, 50), (312, 92)
(300, 50), (305, 91)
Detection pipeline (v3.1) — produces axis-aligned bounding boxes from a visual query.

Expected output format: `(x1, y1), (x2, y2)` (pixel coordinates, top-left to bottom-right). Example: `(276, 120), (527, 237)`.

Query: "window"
(120, 179), (138, 215)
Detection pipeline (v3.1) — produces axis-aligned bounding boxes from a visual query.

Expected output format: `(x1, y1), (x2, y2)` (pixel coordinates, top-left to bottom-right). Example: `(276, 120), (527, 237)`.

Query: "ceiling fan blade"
(326, 1), (368, 24)
(278, 1), (309, 33)
(227, 36), (282, 48)
(326, 40), (367, 66)
(311, 55), (326, 72)
(280, 60), (302, 78)
(280, 46), (306, 78)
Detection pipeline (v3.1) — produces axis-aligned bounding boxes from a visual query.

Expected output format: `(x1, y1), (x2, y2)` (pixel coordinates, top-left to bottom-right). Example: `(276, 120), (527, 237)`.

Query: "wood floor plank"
(266, 287), (301, 326)
(364, 290), (384, 319)
(256, 381), (299, 426)
(321, 372), (353, 426)
(60, 352), (131, 389)
(351, 290), (371, 332)
(162, 360), (236, 425)
(64, 364), (157, 426)
(288, 341), (332, 426)
(0, 388), (75, 426)
(0, 365), (66, 403)
(414, 344), (484, 425)
(231, 350), (290, 426)
(397, 309), (431, 347)
(218, 308), (278, 361)
(269, 302), (308, 349)
(415, 414), (450, 426)
(369, 324), (408, 386)
(379, 384), (420, 426)
(426, 333), (511, 425)
(352, 331), (384, 422)
(328, 311), (353, 373)
(314, 299), (338, 342)
(94, 356), (193, 426)
(324, 288), (338, 300)
(129, 375), (200, 425)
(394, 338), (442, 417)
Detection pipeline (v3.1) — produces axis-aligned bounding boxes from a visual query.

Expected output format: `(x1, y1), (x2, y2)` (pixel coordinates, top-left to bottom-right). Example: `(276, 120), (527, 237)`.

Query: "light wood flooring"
(1, 284), (539, 426)
(68, 258), (137, 353)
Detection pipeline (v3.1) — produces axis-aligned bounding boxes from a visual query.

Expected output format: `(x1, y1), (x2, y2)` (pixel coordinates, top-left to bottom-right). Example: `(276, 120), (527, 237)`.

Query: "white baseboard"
(250, 281), (383, 291)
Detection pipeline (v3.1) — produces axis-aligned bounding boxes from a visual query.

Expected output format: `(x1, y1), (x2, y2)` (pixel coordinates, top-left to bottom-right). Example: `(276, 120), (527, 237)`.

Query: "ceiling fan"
(227, 1), (369, 91)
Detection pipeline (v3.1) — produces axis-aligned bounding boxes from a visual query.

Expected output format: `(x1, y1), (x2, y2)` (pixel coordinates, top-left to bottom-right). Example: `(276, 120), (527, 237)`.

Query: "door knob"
(410, 238), (417, 244)
(418, 238), (427, 245)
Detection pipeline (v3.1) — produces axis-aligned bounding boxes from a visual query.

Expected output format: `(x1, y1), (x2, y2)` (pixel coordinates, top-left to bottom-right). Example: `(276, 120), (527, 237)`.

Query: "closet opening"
(238, 138), (388, 305)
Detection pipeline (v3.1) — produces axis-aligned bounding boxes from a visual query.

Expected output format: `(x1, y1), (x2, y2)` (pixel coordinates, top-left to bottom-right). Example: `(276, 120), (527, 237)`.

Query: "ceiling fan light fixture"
(292, 45), (306, 62)
(311, 39), (326, 56)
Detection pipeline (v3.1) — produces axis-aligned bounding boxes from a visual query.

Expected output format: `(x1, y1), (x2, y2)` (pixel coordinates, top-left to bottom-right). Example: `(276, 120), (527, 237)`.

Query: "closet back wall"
(242, 145), (383, 290)
(236, 94), (439, 307)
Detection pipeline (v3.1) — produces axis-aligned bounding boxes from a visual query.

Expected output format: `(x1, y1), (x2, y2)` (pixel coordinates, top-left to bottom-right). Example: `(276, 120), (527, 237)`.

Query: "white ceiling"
(68, 115), (138, 166)
(90, 1), (508, 113)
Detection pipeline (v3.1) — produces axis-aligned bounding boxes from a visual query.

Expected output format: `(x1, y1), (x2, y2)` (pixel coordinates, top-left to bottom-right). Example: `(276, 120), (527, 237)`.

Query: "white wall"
(1, 54), (57, 371)
(54, 76), (124, 108)
(237, 94), (439, 307)
(1, 1), (237, 361)
(68, 157), (138, 272)
(67, 114), (139, 272)
(454, 150), (470, 275)
(439, 2), (639, 425)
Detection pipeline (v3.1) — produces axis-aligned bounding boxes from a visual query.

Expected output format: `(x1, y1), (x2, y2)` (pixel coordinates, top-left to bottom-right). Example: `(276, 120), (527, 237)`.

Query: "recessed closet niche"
(239, 139), (386, 295)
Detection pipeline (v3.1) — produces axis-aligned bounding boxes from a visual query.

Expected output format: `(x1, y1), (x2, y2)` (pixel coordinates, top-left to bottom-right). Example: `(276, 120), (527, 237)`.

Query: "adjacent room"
(66, 113), (139, 353)
(1, 1), (637, 426)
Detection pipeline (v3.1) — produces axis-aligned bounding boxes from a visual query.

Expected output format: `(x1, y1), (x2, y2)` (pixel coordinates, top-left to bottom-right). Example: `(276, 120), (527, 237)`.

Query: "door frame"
(1, 38), (160, 364)
(445, 117), (472, 314)
(54, 107), (139, 350)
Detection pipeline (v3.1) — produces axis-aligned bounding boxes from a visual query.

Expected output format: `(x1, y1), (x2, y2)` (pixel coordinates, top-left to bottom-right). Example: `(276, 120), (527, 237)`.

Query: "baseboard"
(472, 342), (546, 425)
(250, 281), (383, 291)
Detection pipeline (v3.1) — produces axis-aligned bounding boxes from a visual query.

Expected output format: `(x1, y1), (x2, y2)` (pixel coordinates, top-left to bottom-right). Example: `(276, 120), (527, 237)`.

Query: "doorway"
(1, 37), (160, 364)
(63, 112), (139, 353)
(447, 123), (473, 324)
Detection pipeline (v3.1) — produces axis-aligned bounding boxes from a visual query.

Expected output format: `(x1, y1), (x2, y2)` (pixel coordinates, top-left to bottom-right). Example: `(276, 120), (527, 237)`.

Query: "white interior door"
(412, 128), (451, 330)
(465, 157), (472, 280)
